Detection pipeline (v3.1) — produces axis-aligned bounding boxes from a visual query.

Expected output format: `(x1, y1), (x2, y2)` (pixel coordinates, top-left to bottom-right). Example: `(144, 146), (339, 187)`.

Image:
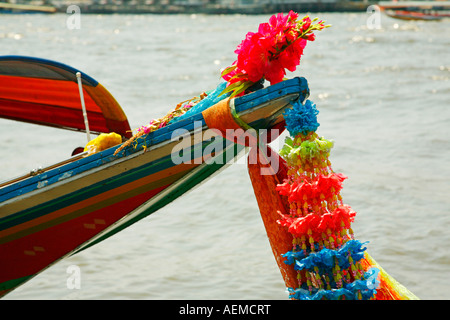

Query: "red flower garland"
(221, 11), (329, 97)
(277, 205), (356, 241)
(276, 172), (347, 203)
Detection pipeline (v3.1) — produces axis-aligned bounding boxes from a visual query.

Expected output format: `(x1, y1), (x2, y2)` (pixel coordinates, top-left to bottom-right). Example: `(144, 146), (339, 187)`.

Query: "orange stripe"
(202, 97), (242, 135)
(84, 84), (126, 121)
(202, 97), (257, 146)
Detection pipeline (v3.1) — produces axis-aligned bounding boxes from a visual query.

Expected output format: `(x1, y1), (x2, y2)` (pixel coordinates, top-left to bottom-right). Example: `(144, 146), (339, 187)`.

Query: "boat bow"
(0, 75), (309, 298)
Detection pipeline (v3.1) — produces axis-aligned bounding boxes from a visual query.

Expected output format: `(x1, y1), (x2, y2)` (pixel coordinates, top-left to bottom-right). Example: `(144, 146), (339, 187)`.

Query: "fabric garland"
(275, 98), (380, 300)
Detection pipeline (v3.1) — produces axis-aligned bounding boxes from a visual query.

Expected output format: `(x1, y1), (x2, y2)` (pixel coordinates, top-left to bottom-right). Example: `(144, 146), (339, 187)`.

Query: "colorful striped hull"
(0, 77), (309, 297)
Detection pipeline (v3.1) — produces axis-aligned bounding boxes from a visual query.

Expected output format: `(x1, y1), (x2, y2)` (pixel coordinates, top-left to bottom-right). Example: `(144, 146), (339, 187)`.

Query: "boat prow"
(0, 57), (309, 297)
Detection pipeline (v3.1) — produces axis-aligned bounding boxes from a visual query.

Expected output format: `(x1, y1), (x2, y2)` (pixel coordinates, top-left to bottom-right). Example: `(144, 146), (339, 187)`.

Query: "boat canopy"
(0, 55), (132, 138)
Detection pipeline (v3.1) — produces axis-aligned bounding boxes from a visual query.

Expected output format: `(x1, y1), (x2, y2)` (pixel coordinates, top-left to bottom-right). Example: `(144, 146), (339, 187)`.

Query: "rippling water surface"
(1, 12), (449, 300)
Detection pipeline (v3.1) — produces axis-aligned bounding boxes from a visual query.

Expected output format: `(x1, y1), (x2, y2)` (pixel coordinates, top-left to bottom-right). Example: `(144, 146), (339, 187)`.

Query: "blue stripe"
(234, 77), (309, 114)
(0, 55), (99, 86)
(0, 115), (207, 202)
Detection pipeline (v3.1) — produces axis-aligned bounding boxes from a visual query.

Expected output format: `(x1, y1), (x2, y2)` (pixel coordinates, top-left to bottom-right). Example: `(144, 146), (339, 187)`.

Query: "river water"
(1, 11), (449, 300)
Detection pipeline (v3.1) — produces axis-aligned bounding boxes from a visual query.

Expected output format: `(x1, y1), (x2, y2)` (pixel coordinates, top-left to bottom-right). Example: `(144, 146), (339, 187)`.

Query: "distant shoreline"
(59, 1), (376, 14)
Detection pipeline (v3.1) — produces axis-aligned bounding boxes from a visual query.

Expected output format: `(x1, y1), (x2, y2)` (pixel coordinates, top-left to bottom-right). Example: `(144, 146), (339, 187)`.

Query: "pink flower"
(279, 39), (306, 72)
(300, 16), (312, 32)
(221, 11), (328, 96)
(264, 58), (285, 84)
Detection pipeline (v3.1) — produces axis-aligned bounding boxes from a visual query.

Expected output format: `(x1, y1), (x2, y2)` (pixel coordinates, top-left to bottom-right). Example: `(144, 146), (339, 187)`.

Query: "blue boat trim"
(0, 55), (99, 86)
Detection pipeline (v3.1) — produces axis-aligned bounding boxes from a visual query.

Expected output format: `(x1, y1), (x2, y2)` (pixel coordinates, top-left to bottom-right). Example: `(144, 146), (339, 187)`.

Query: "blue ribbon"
(287, 268), (380, 300)
(283, 99), (320, 136)
(283, 240), (368, 272)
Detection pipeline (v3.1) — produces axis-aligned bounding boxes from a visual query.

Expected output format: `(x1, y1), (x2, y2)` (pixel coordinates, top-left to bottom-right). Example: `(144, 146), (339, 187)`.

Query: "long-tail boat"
(0, 2), (56, 14)
(0, 55), (309, 297)
(1, 11), (421, 301)
(378, 1), (450, 20)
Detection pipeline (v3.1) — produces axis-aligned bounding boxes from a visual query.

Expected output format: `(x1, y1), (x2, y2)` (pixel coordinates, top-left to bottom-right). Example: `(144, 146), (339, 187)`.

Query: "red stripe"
(0, 98), (107, 132)
(0, 184), (167, 284)
(0, 75), (98, 110)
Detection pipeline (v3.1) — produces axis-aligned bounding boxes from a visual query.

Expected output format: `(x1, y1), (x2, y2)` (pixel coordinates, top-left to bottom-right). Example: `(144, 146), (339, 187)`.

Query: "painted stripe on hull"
(0, 119), (206, 203)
